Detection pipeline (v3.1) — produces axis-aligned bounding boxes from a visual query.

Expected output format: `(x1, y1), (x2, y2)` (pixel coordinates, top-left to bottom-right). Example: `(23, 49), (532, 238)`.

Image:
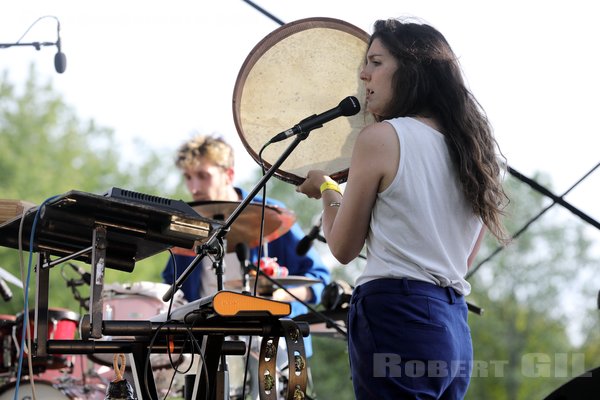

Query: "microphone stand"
(507, 165), (600, 230)
(163, 130), (312, 302)
(0, 41), (57, 50)
(248, 264), (348, 338)
(166, 131), (314, 400)
(466, 162), (600, 280)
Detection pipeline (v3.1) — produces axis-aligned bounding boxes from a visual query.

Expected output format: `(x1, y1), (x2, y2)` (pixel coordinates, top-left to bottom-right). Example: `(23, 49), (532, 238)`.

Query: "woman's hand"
(296, 170), (330, 199)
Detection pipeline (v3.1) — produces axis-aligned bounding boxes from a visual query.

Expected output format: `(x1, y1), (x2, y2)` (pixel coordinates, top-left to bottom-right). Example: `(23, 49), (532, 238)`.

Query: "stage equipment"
(467, 162), (600, 279)
(150, 290), (292, 323)
(233, 17), (374, 184)
(104, 354), (136, 400)
(161, 109), (341, 397)
(0, 188), (213, 272)
(0, 315), (16, 374)
(0, 266), (23, 289)
(224, 275), (322, 297)
(293, 309), (348, 341)
(87, 281), (186, 369)
(0, 16), (66, 74)
(321, 279), (353, 312)
(181, 200), (296, 253)
(296, 217), (323, 256)
(0, 187), (309, 399)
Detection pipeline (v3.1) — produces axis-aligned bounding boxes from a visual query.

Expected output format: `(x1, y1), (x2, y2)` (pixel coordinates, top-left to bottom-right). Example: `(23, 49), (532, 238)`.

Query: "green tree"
(466, 174), (600, 399)
(0, 66), (177, 316)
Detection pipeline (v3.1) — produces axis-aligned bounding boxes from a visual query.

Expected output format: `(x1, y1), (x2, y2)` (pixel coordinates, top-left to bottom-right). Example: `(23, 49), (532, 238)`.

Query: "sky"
(1, 0), (599, 245)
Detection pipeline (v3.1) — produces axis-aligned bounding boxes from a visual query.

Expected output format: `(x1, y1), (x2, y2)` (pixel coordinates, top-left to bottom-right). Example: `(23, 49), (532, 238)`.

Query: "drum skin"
(233, 17), (375, 185)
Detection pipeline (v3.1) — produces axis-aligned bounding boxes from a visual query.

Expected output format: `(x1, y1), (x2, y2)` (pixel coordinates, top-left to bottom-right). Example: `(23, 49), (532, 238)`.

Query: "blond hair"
(175, 134), (234, 170)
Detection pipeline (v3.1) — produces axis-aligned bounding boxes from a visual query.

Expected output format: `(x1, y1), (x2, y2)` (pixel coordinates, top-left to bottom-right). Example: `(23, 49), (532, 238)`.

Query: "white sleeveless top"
(355, 117), (482, 295)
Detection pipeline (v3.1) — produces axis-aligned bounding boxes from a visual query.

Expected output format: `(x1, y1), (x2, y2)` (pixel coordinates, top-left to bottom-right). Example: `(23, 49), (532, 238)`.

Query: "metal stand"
(0, 188), (310, 399)
(162, 131), (311, 303)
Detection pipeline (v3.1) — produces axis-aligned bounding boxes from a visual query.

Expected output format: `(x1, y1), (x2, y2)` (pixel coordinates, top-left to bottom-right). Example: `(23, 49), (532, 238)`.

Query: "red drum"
(0, 315), (16, 374)
(15, 308), (80, 372)
(89, 281), (186, 369)
(0, 380), (74, 399)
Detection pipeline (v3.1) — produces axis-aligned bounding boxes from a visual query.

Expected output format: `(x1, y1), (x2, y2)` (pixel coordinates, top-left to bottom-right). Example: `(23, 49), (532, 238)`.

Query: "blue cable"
(13, 195), (58, 400)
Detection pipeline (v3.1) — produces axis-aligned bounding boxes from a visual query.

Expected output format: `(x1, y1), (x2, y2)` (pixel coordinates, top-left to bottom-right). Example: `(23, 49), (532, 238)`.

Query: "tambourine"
(232, 17), (374, 185)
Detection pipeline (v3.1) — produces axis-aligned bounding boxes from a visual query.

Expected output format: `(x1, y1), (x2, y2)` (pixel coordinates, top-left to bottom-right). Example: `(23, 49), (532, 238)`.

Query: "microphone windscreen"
(339, 96), (360, 116)
(54, 52), (67, 73)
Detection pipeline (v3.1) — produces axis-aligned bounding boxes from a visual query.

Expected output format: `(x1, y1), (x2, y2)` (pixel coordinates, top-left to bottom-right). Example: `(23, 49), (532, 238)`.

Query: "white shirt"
(356, 117), (482, 295)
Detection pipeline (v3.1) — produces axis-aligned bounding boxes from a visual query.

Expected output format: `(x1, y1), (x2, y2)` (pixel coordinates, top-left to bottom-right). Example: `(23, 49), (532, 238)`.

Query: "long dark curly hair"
(369, 18), (508, 242)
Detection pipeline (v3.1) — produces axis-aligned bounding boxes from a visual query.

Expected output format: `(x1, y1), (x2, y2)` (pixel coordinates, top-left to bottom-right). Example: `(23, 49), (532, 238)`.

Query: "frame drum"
(233, 17), (374, 184)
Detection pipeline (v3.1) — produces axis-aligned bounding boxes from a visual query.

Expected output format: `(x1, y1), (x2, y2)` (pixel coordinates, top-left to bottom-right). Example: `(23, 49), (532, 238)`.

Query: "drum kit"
(0, 16), (367, 400)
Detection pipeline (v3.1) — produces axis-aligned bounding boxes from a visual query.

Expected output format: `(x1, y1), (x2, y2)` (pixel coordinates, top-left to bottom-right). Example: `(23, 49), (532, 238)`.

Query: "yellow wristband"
(320, 181), (342, 195)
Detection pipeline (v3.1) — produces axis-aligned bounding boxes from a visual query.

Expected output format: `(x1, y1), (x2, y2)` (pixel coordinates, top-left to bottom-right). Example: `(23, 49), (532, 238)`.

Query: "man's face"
(182, 159), (234, 201)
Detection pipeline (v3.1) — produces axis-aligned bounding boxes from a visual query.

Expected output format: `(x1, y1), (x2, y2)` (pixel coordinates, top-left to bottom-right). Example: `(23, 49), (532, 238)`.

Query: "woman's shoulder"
(358, 120), (397, 140)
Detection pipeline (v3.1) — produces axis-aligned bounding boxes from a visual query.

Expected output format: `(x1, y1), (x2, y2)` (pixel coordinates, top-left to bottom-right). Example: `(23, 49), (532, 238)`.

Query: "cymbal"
(174, 200), (296, 254)
(224, 275), (321, 293)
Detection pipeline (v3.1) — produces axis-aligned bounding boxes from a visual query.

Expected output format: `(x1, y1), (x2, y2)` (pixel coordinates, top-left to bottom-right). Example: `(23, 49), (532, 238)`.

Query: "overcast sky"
(2, 0), (599, 246)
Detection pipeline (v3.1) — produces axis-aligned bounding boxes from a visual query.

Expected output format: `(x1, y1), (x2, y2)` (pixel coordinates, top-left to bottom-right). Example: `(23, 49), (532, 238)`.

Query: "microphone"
(54, 24), (66, 73)
(296, 218), (323, 256)
(234, 242), (251, 292)
(269, 96), (360, 144)
(0, 276), (12, 302)
(68, 263), (91, 285)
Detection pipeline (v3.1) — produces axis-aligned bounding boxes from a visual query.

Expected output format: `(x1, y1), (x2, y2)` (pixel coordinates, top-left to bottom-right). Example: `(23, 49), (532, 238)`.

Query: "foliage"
(466, 174), (600, 399)
(0, 66), (176, 316)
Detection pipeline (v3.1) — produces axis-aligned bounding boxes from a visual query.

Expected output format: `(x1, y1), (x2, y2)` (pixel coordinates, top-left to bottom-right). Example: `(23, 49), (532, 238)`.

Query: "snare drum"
(89, 281), (186, 369)
(15, 308), (80, 372)
(0, 315), (16, 375)
(0, 380), (74, 399)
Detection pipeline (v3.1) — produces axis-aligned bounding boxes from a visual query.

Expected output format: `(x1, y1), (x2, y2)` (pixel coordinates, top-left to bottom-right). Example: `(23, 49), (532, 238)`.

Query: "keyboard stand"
(0, 189), (213, 399)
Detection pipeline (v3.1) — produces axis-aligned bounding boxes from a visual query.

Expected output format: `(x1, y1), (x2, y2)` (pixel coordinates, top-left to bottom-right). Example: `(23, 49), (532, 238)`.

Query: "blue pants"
(348, 278), (472, 399)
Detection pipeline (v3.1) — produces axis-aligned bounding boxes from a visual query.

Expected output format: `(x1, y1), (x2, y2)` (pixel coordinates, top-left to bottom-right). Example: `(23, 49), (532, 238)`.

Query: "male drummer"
(161, 134), (329, 395)
(162, 133), (329, 306)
